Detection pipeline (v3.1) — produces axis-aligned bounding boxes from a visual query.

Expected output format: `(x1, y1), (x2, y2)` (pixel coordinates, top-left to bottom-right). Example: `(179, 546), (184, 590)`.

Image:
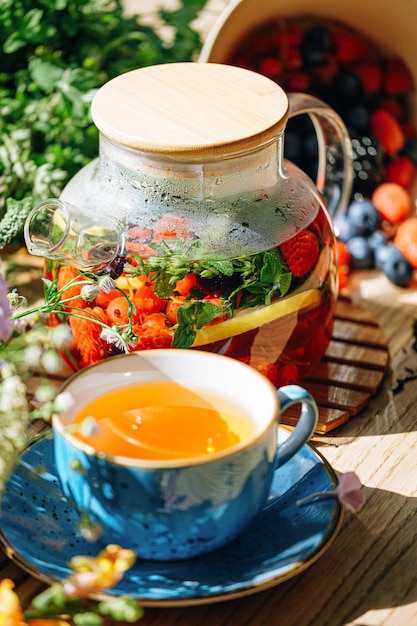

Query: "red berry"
(372, 182), (411, 224)
(285, 70), (310, 91)
(240, 356), (279, 387)
(258, 56), (283, 77)
(106, 296), (133, 325)
(174, 272), (198, 296)
(384, 156), (416, 189)
(276, 363), (299, 386)
(370, 109), (405, 155)
(338, 265), (350, 290)
(282, 47), (303, 71)
(402, 122), (417, 139)
(376, 97), (405, 121)
(252, 35), (272, 55)
(384, 57), (414, 95)
(313, 54), (339, 85)
(280, 230), (319, 277)
(337, 240), (350, 267)
(132, 284), (167, 316)
(141, 312), (171, 331)
(354, 61), (383, 96)
(334, 31), (373, 64)
(394, 217), (417, 268)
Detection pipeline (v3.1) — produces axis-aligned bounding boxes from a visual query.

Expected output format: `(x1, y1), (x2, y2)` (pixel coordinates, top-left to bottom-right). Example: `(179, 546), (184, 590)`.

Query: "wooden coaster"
(281, 296), (389, 434)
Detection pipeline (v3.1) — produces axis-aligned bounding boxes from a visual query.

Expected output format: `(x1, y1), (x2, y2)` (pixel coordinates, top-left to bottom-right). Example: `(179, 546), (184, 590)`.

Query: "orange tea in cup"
(54, 350), (318, 559)
(72, 380), (256, 460)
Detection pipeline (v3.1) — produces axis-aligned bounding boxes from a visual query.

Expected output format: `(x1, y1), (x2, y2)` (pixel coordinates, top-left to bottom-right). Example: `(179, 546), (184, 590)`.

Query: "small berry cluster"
(229, 18), (417, 288)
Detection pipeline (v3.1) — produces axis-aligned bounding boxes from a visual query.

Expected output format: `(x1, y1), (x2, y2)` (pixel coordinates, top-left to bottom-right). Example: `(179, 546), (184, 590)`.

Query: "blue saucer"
(0, 429), (342, 606)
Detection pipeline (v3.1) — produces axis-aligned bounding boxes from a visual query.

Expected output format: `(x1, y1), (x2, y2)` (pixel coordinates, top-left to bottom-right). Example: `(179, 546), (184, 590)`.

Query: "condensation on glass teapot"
(24, 62), (352, 385)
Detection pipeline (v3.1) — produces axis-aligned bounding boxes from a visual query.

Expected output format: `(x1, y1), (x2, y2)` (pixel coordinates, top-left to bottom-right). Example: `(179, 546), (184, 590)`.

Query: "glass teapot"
(24, 62), (352, 385)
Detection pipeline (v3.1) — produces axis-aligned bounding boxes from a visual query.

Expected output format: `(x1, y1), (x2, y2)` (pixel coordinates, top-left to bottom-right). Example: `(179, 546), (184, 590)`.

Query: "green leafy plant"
(0, 0), (209, 249)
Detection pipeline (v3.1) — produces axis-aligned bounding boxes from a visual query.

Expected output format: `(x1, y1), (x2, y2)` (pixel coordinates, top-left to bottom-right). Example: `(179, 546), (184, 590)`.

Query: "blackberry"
(351, 135), (385, 196)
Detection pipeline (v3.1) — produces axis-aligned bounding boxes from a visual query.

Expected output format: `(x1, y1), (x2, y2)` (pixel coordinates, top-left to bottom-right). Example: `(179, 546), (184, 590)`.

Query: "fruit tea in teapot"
(24, 62), (352, 386)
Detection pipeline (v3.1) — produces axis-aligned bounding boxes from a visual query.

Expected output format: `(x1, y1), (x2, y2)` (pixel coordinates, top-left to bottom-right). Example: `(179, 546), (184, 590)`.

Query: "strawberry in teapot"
(24, 62), (352, 385)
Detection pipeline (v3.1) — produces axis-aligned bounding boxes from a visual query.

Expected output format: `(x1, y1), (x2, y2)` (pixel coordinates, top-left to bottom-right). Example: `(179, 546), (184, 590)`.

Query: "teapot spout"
(24, 198), (124, 273)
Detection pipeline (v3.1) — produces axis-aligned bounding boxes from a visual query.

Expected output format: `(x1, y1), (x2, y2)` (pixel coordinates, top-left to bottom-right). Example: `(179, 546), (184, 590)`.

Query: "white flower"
(100, 327), (137, 352)
(24, 344), (43, 369)
(98, 275), (116, 294)
(81, 284), (100, 301)
(41, 348), (64, 374)
(34, 382), (57, 403)
(7, 288), (27, 312)
(50, 323), (74, 349)
(54, 391), (74, 412)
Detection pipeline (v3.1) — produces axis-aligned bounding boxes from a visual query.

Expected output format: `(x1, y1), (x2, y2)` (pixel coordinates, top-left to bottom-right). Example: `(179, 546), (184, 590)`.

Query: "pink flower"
(297, 471), (366, 513)
(334, 471), (366, 513)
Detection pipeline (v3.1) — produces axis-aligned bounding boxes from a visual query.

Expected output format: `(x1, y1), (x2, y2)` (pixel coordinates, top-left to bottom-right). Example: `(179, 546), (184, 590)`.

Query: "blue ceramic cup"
(53, 350), (318, 561)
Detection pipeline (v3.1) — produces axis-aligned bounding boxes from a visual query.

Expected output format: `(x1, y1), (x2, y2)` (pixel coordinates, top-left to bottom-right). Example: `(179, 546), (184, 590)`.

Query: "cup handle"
(275, 384), (318, 468)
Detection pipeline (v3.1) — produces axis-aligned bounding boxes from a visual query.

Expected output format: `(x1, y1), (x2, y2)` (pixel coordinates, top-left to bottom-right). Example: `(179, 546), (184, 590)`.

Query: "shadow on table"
(139, 486), (416, 626)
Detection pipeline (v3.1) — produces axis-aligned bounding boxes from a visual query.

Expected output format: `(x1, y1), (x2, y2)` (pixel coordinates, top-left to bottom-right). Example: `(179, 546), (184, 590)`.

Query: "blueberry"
(345, 105), (371, 135)
(402, 137), (417, 165)
(337, 216), (362, 243)
(301, 24), (333, 67)
(374, 244), (413, 287)
(333, 70), (365, 101)
(367, 229), (388, 251)
(346, 236), (374, 270)
(347, 199), (382, 236)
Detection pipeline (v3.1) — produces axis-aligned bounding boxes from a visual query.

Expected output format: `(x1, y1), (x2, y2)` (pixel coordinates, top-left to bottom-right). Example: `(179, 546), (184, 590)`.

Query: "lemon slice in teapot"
(192, 288), (321, 347)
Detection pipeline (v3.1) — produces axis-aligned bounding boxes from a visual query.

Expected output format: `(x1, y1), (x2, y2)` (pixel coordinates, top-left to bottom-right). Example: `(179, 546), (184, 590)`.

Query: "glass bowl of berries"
(200, 0), (417, 289)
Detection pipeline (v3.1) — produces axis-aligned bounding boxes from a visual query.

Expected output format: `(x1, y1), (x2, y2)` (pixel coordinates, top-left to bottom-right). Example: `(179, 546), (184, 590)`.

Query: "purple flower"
(297, 471), (366, 513)
(0, 264), (12, 342)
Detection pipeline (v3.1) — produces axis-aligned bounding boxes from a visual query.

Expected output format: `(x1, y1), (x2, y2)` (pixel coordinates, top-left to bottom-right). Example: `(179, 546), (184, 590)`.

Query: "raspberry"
(280, 230), (319, 277)
(334, 31), (373, 64)
(375, 97), (405, 121)
(354, 61), (382, 96)
(394, 217), (417, 268)
(282, 47), (303, 71)
(313, 53), (339, 85)
(285, 70), (310, 91)
(371, 109), (405, 155)
(259, 56), (283, 78)
(384, 156), (416, 189)
(371, 182), (411, 224)
(384, 57), (414, 95)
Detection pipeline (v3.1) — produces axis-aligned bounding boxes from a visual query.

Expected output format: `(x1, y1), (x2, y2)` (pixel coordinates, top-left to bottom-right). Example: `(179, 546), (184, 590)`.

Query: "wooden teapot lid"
(91, 63), (289, 158)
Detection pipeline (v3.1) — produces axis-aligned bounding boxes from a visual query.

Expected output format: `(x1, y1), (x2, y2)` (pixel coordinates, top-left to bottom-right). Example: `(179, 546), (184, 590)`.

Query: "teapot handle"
(287, 92), (353, 233)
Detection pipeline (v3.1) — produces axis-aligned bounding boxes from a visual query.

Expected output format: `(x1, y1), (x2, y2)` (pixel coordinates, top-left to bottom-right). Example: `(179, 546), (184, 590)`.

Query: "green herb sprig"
(0, 0), (209, 249)
(126, 244), (293, 348)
